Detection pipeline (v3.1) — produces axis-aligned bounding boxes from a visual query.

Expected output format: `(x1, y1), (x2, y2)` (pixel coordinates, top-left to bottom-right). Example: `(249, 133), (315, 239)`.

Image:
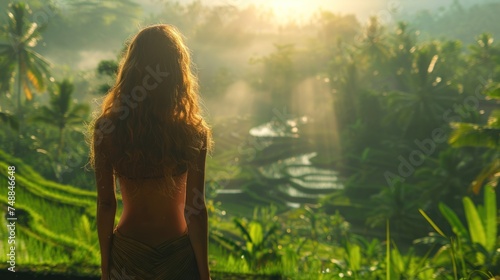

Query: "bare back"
(114, 173), (189, 247)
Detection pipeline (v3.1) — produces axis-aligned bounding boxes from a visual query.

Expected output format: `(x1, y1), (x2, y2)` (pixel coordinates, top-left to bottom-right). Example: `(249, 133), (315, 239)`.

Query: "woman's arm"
(185, 146), (210, 280)
(94, 137), (117, 280)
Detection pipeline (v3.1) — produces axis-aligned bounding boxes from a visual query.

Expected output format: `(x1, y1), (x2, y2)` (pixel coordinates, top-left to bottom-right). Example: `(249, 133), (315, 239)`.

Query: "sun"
(266, 0), (312, 23)
(213, 0), (330, 23)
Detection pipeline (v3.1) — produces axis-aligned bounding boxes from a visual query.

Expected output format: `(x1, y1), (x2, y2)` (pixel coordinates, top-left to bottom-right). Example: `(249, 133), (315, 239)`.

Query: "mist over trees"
(0, 0), (499, 278)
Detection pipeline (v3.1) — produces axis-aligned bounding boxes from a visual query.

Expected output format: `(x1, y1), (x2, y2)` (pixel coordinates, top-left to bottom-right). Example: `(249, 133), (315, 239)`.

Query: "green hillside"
(0, 150), (283, 279)
(0, 149), (119, 275)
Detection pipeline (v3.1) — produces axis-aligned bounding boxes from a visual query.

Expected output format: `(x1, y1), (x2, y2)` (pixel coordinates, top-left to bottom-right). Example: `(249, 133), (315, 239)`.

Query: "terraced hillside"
(0, 149), (121, 274)
(0, 150), (287, 279)
(209, 116), (343, 216)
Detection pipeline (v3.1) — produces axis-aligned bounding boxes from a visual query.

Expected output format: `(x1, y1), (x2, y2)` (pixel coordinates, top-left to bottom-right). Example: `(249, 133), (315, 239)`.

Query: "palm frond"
(19, 23), (40, 46)
(26, 48), (51, 70)
(471, 159), (500, 194)
(29, 106), (57, 124)
(0, 111), (19, 130)
(233, 218), (253, 244)
(66, 104), (90, 125)
(25, 49), (52, 89)
(0, 59), (15, 94)
(25, 68), (43, 92)
(448, 122), (500, 149)
(262, 224), (278, 244)
(23, 83), (32, 101)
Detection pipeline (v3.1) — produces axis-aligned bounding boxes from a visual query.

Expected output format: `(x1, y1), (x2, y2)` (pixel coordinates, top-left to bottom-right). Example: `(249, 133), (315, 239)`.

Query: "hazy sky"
(140, 0), (461, 22)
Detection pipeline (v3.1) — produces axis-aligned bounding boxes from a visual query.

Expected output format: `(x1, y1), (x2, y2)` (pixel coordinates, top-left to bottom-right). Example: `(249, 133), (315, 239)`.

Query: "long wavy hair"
(88, 24), (211, 191)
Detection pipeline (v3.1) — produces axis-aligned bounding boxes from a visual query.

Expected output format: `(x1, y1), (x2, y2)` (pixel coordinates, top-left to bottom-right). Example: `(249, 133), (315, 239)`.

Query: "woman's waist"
(118, 208), (186, 227)
(116, 214), (188, 244)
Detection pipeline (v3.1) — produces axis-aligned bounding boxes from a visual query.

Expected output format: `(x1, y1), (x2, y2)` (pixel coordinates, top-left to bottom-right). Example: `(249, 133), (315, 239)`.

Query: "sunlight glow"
(210, 0), (332, 23)
(267, 0), (311, 23)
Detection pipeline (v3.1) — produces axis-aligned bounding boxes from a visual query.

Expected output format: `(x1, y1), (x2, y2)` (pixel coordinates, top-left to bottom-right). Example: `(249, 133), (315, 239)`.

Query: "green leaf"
(233, 218), (253, 244)
(463, 197), (486, 247)
(484, 185), (497, 252)
(448, 122), (500, 149)
(487, 86), (500, 100)
(348, 243), (361, 271)
(386, 219), (391, 280)
(361, 147), (370, 161)
(439, 202), (467, 239)
(249, 222), (263, 246)
(391, 246), (404, 273)
(419, 209), (447, 238)
(210, 231), (245, 253)
(471, 159), (500, 194)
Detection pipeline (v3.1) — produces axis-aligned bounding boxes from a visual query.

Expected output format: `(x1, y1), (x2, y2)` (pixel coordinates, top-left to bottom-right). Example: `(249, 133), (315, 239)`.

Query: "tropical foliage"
(0, 0), (499, 279)
(0, 2), (51, 124)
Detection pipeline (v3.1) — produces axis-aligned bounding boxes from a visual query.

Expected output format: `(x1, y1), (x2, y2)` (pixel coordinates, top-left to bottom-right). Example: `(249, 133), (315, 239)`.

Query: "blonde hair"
(88, 24), (212, 192)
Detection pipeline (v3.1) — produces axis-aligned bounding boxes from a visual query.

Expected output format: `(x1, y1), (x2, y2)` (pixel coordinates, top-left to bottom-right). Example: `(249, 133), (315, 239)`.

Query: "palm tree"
(368, 182), (425, 240)
(385, 43), (462, 138)
(388, 22), (418, 91)
(31, 79), (89, 165)
(0, 2), (52, 130)
(414, 147), (482, 212)
(468, 33), (499, 80)
(448, 87), (500, 194)
(0, 110), (18, 130)
(359, 16), (390, 71)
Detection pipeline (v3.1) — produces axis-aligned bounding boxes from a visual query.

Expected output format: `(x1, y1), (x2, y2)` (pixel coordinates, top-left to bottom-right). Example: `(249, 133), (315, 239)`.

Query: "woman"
(89, 24), (212, 280)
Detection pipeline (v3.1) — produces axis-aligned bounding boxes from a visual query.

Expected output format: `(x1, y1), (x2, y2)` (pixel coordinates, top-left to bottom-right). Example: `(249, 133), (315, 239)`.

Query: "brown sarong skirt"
(109, 229), (200, 280)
